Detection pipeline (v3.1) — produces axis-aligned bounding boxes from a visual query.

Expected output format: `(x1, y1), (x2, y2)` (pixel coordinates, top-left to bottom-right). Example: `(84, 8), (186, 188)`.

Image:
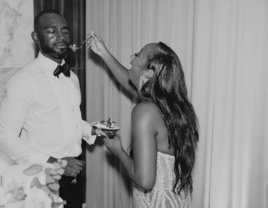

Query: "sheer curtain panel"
(85, 0), (268, 208)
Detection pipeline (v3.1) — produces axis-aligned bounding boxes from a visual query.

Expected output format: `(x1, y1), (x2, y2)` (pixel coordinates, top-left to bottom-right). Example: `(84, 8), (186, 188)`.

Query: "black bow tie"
(54, 63), (70, 78)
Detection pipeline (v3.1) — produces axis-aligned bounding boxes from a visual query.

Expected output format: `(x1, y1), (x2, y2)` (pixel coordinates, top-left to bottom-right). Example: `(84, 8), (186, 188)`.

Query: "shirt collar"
(36, 52), (66, 73)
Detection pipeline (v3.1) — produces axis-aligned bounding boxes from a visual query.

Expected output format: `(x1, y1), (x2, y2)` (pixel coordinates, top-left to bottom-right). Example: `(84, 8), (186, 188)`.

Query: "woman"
(89, 32), (199, 208)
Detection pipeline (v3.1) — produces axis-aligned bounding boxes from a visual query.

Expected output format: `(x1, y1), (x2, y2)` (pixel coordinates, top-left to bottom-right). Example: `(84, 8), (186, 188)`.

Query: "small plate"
(91, 121), (120, 131)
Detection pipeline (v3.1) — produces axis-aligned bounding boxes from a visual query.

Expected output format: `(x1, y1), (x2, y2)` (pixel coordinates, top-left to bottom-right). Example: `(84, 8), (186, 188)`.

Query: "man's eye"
(47, 30), (55, 33)
(135, 53), (138, 57)
(62, 30), (69, 35)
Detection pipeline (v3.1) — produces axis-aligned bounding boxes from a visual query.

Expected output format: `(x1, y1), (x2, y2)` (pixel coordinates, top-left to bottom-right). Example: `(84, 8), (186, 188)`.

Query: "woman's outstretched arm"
(89, 31), (139, 99)
(103, 102), (158, 190)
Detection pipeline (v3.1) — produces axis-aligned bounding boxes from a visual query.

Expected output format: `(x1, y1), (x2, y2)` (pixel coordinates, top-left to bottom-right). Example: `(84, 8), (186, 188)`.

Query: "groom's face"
(36, 13), (70, 61)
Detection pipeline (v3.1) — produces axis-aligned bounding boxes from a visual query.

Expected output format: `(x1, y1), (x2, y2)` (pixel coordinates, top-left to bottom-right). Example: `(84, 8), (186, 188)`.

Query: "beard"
(39, 39), (68, 60)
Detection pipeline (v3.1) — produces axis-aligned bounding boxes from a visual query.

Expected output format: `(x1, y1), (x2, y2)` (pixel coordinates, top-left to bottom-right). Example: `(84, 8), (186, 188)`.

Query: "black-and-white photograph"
(0, 0), (267, 208)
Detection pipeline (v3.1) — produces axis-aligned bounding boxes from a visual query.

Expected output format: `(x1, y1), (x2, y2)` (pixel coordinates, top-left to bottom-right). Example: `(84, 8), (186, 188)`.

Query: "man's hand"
(61, 157), (85, 177)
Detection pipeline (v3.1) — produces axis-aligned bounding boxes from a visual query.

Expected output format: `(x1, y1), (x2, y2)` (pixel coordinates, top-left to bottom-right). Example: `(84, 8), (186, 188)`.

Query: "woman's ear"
(31, 31), (40, 44)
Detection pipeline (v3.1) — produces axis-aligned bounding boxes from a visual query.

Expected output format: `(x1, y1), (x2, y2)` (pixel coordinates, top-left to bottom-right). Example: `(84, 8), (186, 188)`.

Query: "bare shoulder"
(131, 101), (162, 131)
(132, 101), (159, 118)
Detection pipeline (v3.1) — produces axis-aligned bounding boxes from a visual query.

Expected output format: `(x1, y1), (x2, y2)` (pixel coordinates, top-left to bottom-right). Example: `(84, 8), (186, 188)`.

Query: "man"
(0, 10), (101, 207)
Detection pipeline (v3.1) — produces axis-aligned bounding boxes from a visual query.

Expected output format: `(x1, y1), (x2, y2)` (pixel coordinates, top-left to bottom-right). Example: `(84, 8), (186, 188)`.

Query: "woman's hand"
(103, 134), (124, 156)
(88, 31), (108, 56)
(102, 130), (117, 138)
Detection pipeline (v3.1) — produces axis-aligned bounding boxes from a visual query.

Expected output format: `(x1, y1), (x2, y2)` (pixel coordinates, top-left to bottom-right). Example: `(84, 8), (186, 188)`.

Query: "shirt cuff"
(82, 122), (97, 145)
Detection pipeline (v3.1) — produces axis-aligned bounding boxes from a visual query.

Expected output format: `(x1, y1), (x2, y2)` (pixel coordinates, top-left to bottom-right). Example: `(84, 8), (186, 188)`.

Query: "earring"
(138, 69), (154, 91)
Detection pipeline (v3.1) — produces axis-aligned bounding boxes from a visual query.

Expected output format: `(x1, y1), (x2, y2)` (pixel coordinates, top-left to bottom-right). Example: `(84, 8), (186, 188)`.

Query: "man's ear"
(31, 31), (40, 44)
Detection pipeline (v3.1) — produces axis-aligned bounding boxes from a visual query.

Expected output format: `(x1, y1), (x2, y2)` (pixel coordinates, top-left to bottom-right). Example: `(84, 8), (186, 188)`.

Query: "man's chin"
(49, 51), (68, 60)
(54, 48), (69, 58)
(40, 46), (68, 60)
(39, 40), (70, 60)
(56, 52), (68, 59)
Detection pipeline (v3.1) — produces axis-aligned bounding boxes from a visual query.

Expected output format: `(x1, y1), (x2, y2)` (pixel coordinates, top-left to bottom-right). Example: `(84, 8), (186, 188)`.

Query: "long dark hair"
(139, 42), (199, 195)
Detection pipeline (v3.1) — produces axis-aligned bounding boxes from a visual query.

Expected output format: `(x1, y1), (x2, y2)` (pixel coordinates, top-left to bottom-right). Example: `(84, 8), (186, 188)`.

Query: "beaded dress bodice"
(132, 152), (191, 208)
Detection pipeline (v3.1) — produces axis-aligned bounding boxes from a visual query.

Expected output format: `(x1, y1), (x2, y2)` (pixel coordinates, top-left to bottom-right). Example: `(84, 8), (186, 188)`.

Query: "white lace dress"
(132, 152), (191, 208)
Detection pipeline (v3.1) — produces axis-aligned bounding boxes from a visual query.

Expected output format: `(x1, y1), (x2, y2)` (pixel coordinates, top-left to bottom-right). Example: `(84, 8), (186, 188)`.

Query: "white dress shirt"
(0, 52), (96, 164)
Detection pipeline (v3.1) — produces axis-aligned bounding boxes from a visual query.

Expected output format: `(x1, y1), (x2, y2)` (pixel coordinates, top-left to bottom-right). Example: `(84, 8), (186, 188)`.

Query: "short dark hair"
(34, 9), (63, 32)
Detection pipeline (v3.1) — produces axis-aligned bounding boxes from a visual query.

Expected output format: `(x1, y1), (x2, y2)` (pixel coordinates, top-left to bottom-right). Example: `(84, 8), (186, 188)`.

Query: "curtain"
(33, 0), (87, 205)
(85, 0), (268, 208)
(191, 1), (268, 208)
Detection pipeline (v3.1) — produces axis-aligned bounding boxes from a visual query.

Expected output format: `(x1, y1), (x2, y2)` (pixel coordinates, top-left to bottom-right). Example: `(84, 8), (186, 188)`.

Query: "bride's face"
(129, 43), (156, 89)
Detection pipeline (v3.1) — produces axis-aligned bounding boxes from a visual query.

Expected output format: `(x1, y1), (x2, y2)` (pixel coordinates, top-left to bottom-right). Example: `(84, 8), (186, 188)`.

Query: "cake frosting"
(91, 118), (120, 130)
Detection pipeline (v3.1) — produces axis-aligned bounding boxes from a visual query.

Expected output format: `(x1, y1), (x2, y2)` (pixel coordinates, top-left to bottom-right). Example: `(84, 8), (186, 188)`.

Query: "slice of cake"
(91, 118), (120, 130)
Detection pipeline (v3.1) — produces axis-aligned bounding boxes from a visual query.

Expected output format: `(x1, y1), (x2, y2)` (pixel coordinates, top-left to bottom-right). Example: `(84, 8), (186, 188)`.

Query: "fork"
(71, 176), (77, 184)
(69, 39), (87, 52)
(70, 160), (86, 184)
